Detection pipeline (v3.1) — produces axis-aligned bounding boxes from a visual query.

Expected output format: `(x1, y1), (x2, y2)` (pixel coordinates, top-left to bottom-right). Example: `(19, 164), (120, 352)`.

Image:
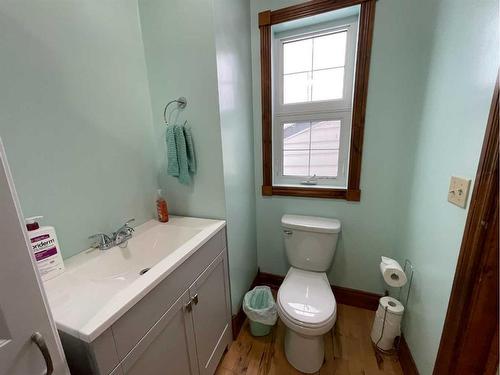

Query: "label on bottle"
(34, 247), (58, 261)
(30, 232), (64, 280)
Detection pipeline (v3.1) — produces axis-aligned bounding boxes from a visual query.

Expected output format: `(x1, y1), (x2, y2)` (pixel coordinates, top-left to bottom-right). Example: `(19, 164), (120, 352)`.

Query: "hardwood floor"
(216, 304), (404, 375)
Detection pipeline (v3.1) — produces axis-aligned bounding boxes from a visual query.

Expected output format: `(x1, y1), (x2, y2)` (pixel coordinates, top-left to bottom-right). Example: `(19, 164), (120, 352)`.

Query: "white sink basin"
(72, 224), (201, 283)
(43, 216), (225, 342)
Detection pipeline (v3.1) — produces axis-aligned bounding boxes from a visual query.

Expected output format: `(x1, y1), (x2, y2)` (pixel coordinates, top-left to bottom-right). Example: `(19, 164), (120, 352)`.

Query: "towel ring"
(163, 97), (187, 125)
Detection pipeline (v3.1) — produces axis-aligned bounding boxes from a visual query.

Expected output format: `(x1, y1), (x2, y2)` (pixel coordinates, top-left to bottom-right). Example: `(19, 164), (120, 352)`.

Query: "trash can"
(242, 286), (278, 336)
(370, 296), (405, 351)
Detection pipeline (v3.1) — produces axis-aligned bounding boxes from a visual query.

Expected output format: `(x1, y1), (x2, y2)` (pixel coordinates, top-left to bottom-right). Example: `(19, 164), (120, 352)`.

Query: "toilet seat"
(277, 268), (337, 336)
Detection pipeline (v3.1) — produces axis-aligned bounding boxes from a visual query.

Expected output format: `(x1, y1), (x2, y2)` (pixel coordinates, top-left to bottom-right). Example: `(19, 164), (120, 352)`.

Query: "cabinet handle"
(184, 300), (193, 312)
(191, 294), (199, 305)
(31, 332), (54, 375)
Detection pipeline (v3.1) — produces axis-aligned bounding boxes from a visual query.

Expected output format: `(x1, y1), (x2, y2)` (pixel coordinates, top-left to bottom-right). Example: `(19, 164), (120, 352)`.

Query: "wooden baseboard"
(256, 271), (382, 311)
(231, 309), (246, 340)
(254, 270), (283, 290)
(399, 336), (419, 375)
(332, 284), (381, 311)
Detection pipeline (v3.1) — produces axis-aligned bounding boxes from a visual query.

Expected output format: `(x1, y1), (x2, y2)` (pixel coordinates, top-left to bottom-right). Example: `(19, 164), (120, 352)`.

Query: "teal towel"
(166, 123), (196, 185)
(174, 125), (191, 185)
(183, 126), (197, 174)
(166, 125), (179, 177)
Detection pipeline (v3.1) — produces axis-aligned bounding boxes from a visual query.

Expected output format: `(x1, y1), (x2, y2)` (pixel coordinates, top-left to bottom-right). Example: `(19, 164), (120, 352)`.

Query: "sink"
(70, 224), (201, 283)
(43, 216), (225, 341)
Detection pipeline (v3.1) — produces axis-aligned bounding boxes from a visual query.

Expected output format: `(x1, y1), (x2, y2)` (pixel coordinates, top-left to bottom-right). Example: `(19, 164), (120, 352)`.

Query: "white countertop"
(44, 216), (225, 343)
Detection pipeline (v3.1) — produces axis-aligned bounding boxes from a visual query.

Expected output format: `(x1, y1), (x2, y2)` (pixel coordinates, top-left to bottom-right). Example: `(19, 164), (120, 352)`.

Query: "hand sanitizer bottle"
(25, 216), (65, 281)
(156, 189), (169, 223)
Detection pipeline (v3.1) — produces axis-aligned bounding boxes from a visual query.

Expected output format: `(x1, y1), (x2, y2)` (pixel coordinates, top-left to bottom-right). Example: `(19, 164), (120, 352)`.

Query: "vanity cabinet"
(121, 290), (198, 375)
(60, 228), (232, 375)
(189, 253), (231, 375)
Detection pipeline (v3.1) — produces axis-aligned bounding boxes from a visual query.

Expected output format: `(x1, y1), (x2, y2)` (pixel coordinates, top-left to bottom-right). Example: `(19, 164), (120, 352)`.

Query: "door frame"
(433, 77), (499, 374)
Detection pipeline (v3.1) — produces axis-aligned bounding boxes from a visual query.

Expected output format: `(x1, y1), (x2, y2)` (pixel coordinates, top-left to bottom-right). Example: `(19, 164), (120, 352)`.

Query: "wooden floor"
(216, 304), (404, 375)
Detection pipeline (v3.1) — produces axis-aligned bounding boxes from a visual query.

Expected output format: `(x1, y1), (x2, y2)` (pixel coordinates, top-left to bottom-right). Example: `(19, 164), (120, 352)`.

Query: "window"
(273, 20), (358, 189)
(259, 0), (376, 200)
(282, 30), (348, 104)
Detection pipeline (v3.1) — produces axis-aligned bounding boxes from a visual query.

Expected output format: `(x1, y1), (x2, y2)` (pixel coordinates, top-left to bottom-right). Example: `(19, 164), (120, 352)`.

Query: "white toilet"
(277, 214), (341, 373)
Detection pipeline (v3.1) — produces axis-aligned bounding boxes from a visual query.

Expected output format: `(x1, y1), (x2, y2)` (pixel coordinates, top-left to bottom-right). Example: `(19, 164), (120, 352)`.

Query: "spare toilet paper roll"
(379, 256), (407, 287)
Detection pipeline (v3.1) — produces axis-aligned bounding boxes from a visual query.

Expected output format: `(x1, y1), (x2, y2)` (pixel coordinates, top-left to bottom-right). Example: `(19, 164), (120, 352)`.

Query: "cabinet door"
(121, 290), (198, 375)
(189, 251), (232, 375)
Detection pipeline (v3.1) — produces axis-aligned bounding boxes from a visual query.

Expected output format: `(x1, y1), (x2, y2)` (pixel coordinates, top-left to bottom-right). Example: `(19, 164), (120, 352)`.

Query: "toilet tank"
(281, 215), (341, 272)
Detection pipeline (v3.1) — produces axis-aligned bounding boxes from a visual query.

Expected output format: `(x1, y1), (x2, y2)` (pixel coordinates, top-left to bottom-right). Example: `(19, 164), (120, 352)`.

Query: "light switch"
(448, 176), (471, 208)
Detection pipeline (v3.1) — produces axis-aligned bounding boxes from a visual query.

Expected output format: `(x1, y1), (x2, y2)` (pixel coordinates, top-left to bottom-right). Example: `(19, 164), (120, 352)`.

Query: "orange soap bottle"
(156, 189), (169, 223)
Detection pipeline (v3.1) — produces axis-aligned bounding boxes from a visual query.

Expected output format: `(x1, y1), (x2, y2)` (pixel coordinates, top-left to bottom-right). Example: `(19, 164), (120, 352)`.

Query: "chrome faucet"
(89, 218), (135, 250)
(88, 233), (114, 251)
(113, 218), (135, 248)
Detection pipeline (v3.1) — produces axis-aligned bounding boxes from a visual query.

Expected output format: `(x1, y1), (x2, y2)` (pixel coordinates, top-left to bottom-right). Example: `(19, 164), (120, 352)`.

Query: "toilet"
(277, 214), (341, 373)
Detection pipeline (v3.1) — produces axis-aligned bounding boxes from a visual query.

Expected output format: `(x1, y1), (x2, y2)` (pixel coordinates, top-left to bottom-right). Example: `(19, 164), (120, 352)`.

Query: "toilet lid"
(278, 268), (336, 326)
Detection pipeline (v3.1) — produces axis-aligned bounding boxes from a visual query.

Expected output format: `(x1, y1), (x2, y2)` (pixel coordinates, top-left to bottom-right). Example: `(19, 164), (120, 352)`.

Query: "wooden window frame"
(259, 0), (376, 201)
(273, 20), (357, 189)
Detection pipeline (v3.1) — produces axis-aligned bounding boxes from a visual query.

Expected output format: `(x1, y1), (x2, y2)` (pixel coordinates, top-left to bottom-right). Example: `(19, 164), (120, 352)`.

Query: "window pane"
(284, 72), (309, 104)
(311, 68), (344, 101)
(310, 149), (339, 177)
(313, 31), (347, 70)
(310, 120), (341, 149)
(283, 38), (312, 74)
(283, 150), (309, 176)
(283, 122), (311, 150)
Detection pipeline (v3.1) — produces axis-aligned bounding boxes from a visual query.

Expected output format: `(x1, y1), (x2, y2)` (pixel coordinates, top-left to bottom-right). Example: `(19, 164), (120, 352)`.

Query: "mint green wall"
(250, 0), (424, 294)
(251, 0), (498, 373)
(396, 0), (498, 373)
(0, 0), (157, 259)
(138, 0), (227, 220)
(214, 0), (259, 313)
(139, 0), (259, 314)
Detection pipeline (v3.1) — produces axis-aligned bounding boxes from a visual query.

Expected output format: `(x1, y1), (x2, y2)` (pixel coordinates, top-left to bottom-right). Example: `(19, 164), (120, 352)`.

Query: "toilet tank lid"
(281, 214), (341, 234)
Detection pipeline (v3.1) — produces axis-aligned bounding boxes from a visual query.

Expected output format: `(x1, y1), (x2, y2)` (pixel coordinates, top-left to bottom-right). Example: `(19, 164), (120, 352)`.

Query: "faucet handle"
(123, 218), (135, 231)
(88, 233), (114, 250)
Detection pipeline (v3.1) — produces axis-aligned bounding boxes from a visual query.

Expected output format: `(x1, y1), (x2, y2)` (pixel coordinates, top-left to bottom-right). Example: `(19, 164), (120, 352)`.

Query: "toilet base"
(284, 328), (324, 373)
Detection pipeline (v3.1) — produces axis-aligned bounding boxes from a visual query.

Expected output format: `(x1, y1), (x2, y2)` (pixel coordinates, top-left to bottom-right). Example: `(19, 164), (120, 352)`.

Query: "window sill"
(262, 185), (360, 201)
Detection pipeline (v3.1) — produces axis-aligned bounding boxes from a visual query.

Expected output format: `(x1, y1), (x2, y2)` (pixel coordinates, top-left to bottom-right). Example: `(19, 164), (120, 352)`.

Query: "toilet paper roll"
(379, 256), (407, 287)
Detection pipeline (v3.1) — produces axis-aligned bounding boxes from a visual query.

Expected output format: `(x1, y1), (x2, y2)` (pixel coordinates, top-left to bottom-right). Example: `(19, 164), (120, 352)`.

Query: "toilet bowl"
(279, 215), (341, 373)
(277, 268), (337, 373)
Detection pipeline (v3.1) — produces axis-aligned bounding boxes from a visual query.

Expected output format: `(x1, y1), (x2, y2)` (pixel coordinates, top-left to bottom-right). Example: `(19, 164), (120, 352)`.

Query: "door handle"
(31, 332), (54, 375)
(191, 294), (199, 305)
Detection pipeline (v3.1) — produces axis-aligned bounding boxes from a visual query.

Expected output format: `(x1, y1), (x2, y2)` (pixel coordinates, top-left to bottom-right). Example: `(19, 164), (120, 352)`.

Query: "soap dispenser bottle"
(25, 216), (65, 281)
(156, 189), (169, 223)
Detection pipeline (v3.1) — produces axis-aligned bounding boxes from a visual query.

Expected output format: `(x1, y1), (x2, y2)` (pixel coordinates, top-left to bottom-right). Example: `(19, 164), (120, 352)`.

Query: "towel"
(166, 123), (196, 185)
(166, 125), (179, 177)
(173, 125), (191, 184)
(183, 126), (197, 174)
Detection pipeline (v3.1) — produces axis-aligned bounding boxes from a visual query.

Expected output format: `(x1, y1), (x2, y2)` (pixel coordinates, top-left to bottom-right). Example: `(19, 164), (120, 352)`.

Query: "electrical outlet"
(448, 176), (471, 208)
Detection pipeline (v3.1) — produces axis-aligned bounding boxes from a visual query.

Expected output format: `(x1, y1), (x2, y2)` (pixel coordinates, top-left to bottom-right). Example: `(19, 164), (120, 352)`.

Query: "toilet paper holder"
(372, 259), (415, 355)
(397, 259), (415, 307)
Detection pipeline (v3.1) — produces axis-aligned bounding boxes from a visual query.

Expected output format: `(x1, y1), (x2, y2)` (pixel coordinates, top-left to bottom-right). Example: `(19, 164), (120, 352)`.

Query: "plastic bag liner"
(243, 286), (278, 326)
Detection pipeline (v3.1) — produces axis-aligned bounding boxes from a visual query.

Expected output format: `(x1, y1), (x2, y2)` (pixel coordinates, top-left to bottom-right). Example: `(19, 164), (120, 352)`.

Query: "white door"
(0, 139), (68, 375)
